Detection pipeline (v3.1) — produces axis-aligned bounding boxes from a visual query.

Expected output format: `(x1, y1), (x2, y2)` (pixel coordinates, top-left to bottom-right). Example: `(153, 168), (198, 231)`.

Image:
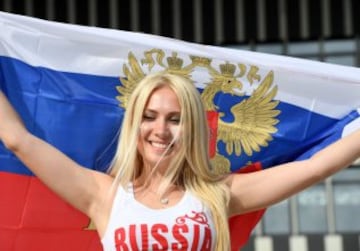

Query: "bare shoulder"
(90, 169), (114, 197)
(86, 170), (116, 236)
(87, 169), (115, 209)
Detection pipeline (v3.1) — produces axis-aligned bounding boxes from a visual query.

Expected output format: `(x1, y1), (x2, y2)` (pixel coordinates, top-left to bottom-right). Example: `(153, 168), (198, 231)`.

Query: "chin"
(145, 155), (172, 168)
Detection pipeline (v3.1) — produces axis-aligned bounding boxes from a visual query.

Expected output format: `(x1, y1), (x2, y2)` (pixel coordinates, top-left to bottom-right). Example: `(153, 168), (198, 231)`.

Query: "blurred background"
(1, 1), (359, 250)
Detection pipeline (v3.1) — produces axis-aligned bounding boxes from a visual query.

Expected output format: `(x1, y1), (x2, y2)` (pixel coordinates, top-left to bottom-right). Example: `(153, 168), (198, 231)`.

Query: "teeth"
(151, 142), (168, 149)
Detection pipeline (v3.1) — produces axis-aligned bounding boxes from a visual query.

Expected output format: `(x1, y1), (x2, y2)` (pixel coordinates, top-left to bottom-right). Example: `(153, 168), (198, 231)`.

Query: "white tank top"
(101, 184), (216, 251)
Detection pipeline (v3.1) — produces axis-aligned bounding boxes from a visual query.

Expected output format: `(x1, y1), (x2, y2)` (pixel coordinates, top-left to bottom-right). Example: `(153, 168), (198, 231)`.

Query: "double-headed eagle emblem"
(117, 49), (280, 174)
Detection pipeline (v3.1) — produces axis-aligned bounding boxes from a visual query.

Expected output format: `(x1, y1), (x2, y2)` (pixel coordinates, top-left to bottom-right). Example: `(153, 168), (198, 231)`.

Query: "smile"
(150, 141), (171, 149)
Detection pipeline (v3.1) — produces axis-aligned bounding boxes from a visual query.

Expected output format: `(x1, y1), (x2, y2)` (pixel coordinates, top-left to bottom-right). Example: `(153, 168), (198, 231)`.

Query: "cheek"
(169, 125), (182, 144)
(139, 122), (151, 137)
(169, 126), (179, 138)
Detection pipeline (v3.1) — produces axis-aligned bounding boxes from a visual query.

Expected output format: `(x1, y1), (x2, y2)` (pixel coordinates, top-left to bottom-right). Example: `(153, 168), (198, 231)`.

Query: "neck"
(133, 175), (183, 207)
(138, 161), (167, 181)
(134, 168), (182, 194)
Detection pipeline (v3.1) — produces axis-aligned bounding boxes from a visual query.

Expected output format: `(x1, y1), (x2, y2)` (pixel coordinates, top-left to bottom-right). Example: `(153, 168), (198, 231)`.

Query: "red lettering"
(200, 227), (212, 251)
(112, 214), (213, 251)
(172, 224), (189, 250)
(151, 224), (168, 250)
(129, 225), (139, 250)
(114, 228), (129, 251)
(140, 224), (149, 250)
(191, 224), (200, 251)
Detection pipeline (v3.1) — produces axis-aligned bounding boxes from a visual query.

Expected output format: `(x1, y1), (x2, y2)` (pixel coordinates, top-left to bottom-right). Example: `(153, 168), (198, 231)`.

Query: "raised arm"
(226, 128), (360, 216)
(0, 91), (113, 217)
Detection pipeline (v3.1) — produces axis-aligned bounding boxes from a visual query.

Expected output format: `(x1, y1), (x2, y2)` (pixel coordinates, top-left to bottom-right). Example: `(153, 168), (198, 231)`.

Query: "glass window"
(297, 184), (328, 233)
(263, 200), (290, 234)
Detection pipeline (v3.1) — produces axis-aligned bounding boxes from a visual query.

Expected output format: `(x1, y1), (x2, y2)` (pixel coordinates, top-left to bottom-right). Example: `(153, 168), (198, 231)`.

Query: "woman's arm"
(226, 128), (360, 216)
(0, 91), (113, 217)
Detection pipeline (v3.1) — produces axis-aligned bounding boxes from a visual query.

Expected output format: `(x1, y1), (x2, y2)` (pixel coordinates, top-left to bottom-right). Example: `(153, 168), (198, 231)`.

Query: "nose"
(154, 118), (170, 138)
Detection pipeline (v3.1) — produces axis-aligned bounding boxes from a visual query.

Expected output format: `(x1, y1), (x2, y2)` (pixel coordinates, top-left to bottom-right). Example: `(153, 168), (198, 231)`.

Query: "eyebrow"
(143, 109), (181, 116)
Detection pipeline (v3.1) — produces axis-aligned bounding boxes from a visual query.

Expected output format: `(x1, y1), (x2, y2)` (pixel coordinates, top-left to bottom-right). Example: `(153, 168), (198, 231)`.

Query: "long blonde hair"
(109, 72), (230, 250)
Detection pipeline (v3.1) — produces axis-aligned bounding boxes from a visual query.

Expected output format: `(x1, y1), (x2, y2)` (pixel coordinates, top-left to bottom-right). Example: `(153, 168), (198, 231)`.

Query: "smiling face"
(137, 85), (182, 169)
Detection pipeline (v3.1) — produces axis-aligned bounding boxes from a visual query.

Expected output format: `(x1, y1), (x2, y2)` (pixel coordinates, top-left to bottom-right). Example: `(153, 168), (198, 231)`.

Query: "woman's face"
(137, 86), (182, 169)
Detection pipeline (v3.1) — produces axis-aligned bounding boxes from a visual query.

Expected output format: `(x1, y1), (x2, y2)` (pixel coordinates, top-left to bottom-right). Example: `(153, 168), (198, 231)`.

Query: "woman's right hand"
(0, 91), (27, 150)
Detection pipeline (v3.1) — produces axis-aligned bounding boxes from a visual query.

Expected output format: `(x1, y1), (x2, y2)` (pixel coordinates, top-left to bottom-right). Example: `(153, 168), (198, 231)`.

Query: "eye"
(143, 114), (155, 121)
(169, 116), (180, 124)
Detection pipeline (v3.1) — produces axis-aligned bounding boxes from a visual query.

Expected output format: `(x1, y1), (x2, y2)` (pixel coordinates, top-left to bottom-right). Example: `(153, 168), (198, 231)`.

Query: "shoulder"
(87, 172), (116, 236)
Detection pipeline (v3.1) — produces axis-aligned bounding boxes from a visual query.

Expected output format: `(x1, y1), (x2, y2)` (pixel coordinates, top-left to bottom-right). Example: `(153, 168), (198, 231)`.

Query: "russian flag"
(1, 11), (360, 251)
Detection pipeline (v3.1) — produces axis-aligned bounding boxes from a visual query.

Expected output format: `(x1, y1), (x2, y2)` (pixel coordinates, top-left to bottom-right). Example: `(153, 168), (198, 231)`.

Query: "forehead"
(145, 86), (181, 111)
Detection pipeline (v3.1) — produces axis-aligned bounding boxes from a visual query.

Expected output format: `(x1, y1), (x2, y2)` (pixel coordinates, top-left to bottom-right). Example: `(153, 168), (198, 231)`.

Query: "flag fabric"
(1, 11), (360, 251)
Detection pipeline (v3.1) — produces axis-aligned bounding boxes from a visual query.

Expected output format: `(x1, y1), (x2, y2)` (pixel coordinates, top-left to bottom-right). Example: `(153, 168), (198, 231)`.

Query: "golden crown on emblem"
(190, 56), (212, 67)
(220, 63), (236, 77)
(167, 53), (183, 70)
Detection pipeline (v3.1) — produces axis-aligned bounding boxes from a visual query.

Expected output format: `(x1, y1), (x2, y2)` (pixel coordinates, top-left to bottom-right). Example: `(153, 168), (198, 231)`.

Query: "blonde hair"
(109, 72), (230, 250)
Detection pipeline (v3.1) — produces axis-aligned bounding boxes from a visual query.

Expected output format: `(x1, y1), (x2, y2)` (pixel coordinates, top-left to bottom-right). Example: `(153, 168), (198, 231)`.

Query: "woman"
(0, 72), (359, 250)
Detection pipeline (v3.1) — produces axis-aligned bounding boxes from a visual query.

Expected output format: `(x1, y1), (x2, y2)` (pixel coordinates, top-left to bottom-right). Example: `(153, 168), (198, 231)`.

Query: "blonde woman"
(0, 72), (359, 250)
